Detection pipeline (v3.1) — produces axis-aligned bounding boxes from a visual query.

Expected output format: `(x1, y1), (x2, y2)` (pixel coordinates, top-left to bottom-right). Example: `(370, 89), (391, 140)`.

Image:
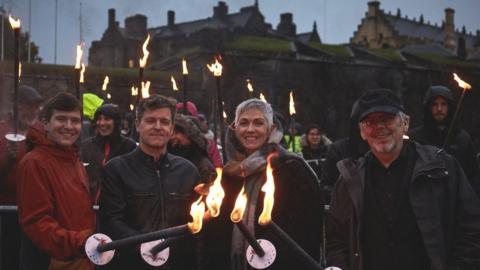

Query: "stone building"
(351, 1), (480, 58)
(88, 1), (320, 68)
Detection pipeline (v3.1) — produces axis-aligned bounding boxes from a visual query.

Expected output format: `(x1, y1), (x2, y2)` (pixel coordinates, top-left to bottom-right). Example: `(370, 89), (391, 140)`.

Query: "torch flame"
(75, 44), (83, 69)
(289, 91), (296, 116)
(9, 16), (21, 29)
(182, 58), (188, 75)
(171, 76), (179, 91)
(187, 196), (206, 234)
(130, 104), (134, 111)
(102, 76), (109, 91)
(80, 64), (86, 83)
(260, 93), (267, 102)
(107, 93), (112, 99)
(246, 79), (254, 93)
(230, 184), (248, 223)
(453, 73), (472, 91)
(139, 34), (150, 68)
(223, 110), (227, 119)
(205, 168), (225, 217)
(206, 58), (223, 77)
(131, 86), (138, 96)
(141, 81), (151, 98)
(19, 62), (22, 81)
(258, 153), (278, 225)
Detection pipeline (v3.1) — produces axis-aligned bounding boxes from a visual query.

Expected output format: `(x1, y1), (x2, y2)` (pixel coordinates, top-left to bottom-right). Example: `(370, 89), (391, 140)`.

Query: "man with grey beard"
(326, 89), (480, 270)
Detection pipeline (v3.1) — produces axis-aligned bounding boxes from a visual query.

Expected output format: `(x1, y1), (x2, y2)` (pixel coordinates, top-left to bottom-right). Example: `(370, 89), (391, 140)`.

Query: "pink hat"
(176, 101), (198, 117)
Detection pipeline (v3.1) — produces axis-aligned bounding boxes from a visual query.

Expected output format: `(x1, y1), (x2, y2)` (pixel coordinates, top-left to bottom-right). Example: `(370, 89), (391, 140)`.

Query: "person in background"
(409, 85), (480, 196)
(197, 113), (223, 167)
(99, 95), (202, 269)
(81, 103), (137, 202)
(284, 122), (302, 154)
(320, 100), (369, 203)
(17, 92), (95, 270)
(0, 85), (43, 270)
(327, 89), (480, 270)
(301, 124), (332, 177)
(169, 113), (217, 184)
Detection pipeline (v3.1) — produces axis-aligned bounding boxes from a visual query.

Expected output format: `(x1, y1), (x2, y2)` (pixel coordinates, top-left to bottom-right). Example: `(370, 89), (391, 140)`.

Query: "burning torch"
(247, 79), (254, 99)
(85, 196), (206, 266)
(171, 75), (179, 100)
(137, 34), (150, 105)
(74, 43), (83, 100)
(288, 91), (297, 152)
(443, 73), (472, 148)
(182, 58), (189, 114)
(5, 15), (24, 142)
(207, 57), (226, 161)
(102, 75), (110, 101)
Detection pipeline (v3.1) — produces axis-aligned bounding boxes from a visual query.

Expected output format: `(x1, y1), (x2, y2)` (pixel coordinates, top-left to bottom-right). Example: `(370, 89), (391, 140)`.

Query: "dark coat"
(409, 86), (480, 196)
(326, 142), (480, 270)
(99, 148), (202, 270)
(205, 127), (324, 270)
(81, 133), (137, 200)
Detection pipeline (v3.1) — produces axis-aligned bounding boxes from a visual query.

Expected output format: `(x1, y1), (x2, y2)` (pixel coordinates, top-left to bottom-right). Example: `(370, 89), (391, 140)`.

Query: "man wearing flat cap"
(326, 89), (480, 270)
(0, 85), (43, 269)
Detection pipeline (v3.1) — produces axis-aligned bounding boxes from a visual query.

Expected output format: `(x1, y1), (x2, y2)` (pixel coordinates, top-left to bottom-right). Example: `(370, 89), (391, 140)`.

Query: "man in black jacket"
(81, 103), (137, 202)
(327, 89), (480, 270)
(409, 85), (480, 196)
(99, 95), (202, 269)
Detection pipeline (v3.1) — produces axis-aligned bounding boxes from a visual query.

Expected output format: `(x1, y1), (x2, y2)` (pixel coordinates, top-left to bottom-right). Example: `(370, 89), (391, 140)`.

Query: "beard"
(370, 137), (397, 154)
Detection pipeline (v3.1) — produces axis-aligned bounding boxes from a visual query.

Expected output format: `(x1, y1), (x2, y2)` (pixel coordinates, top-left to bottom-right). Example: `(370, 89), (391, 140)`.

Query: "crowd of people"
(0, 84), (479, 270)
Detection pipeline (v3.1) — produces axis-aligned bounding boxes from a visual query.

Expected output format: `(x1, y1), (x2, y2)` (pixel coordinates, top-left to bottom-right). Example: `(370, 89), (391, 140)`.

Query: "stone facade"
(351, 1), (479, 56)
(88, 1), (320, 69)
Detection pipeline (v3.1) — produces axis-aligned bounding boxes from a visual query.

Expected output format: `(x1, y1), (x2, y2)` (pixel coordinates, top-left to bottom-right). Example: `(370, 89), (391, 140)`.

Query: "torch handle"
(13, 28), (20, 135)
(183, 75), (188, 114)
(97, 224), (190, 253)
(216, 77), (227, 161)
(442, 89), (466, 149)
(267, 221), (323, 270)
(75, 68), (81, 100)
(136, 67), (144, 106)
(150, 235), (185, 255)
(235, 221), (265, 257)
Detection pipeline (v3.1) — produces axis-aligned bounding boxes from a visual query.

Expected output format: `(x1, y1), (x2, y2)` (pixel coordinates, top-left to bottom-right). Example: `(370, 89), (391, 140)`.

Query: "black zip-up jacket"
(326, 142), (480, 270)
(99, 147), (201, 270)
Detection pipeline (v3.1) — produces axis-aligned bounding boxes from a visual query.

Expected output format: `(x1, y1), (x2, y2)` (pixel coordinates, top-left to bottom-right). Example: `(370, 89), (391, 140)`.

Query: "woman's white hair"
(234, 98), (274, 128)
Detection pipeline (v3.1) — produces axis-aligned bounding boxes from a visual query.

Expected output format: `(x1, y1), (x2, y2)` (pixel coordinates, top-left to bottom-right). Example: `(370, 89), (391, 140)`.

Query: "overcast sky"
(5, 0), (480, 65)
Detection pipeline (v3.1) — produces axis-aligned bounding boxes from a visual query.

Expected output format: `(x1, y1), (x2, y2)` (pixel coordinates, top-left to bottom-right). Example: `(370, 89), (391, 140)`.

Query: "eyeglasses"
(361, 114), (397, 128)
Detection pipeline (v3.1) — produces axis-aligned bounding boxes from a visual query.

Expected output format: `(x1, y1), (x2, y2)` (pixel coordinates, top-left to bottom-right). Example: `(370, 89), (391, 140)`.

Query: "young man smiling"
(17, 92), (95, 270)
(99, 95), (202, 269)
(327, 89), (480, 270)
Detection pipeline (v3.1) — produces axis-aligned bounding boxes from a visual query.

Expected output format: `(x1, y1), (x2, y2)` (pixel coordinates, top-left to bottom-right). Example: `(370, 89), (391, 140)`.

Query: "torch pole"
(234, 221), (265, 257)
(216, 76), (227, 161)
(75, 68), (81, 100)
(13, 27), (19, 136)
(289, 117), (296, 153)
(263, 221), (323, 270)
(150, 235), (185, 255)
(182, 74), (188, 114)
(136, 67), (144, 106)
(97, 224), (190, 253)
(442, 88), (466, 149)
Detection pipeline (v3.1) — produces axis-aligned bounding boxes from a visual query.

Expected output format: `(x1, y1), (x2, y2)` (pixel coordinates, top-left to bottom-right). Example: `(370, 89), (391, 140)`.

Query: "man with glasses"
(326, 89), (480, 270)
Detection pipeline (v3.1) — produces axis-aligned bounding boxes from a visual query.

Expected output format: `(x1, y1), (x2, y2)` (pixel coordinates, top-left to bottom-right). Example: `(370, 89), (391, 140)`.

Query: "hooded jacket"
(326, 141), (480, 270)
(204, 124), (324, 270)
(17, 124), (95, 270)
(168, 114), (216, 184)
(409, 86), (480, 195)
(81, 104), (137, 201)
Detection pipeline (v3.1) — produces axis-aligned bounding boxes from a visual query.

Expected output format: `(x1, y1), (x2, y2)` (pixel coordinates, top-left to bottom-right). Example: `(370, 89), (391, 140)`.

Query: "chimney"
(213, 1), (228, 19)
(367, 1), (380, 18)
(168, 10), (175, 27)
(125, 14), (147, 38)
(444, 8), (455, 50)
(276, 13), (296, 37)
(108, 8), (115, 29)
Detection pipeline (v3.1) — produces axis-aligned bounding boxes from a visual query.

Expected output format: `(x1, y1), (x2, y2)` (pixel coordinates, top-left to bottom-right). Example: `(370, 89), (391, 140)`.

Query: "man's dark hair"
(136, 95), (176, 122)
(42, 92), (81, 121)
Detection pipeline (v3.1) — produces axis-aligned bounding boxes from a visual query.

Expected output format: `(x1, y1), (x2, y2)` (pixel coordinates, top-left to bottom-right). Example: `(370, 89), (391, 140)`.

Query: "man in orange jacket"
(17, 92), (95, 270)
